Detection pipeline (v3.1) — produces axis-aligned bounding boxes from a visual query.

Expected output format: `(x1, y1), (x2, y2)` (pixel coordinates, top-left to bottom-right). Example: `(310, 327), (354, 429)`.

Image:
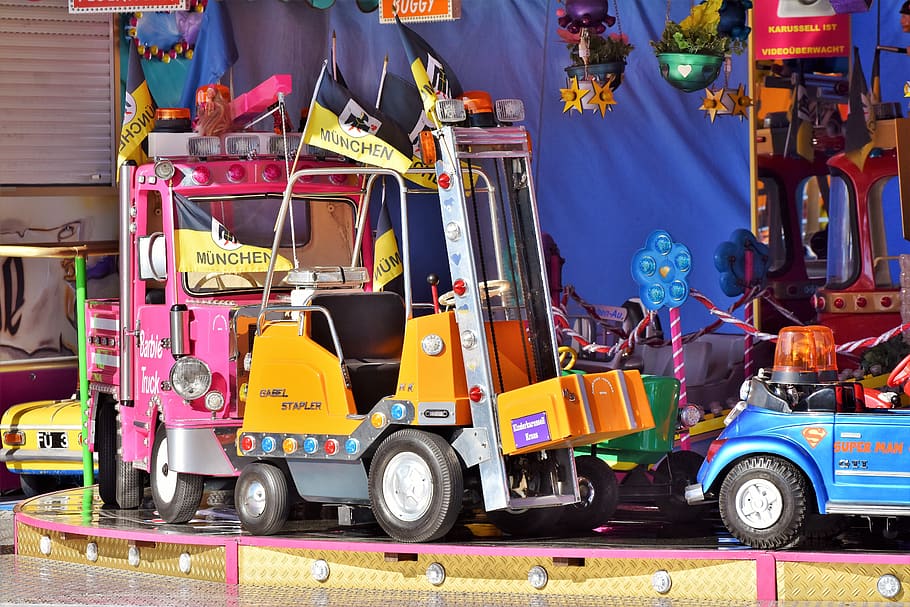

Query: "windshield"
(175, 193), (357, 295)
(825, 175), (858, 289)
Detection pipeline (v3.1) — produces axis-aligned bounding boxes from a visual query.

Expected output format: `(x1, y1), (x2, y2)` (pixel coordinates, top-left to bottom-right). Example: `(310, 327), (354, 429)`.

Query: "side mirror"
(138, 232), (167, 280)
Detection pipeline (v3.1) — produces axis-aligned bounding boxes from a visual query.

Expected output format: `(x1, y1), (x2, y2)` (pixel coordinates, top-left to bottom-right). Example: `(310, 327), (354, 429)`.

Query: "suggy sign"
(753, 1), (850, 60)
(69, 0), (186, 13)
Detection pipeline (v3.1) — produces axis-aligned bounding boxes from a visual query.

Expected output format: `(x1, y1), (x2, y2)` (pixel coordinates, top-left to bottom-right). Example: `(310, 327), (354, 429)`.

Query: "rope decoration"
(556, 283), (910, 361)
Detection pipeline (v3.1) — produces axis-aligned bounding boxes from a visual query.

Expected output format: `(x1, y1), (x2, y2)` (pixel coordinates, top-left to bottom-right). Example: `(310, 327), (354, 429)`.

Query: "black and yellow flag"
(844, 46), (875, 170)
(784, 64), (814, 162)
(118, 43), (156, 171)
(372, 197), (402, 291)
(378, 73), (438, 189)
(174, 194), (292, 273)
(303, 63), (413, 174)
(396, 16), (463, 128)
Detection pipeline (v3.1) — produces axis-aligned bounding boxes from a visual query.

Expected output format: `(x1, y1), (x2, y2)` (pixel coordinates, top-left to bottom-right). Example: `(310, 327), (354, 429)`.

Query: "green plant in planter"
(568, 32), (634, 67)
(649, 0), (745, 57)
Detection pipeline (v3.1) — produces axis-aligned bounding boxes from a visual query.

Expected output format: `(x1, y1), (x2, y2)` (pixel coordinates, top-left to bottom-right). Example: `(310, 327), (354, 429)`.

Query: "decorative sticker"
(801, 426), (827, 448)
(512, 411), (551, 449)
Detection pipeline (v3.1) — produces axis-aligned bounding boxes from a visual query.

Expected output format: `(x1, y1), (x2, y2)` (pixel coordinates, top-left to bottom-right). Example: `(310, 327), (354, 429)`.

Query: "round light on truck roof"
(169, 356), (212, 401)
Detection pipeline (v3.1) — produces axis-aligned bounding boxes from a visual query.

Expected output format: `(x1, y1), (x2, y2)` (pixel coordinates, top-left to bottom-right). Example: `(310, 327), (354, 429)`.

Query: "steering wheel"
(192, 272), (260, 290)
(558, 346), (577, 372)
(887, 353), (910, 393)
(438, 279), (511, 308)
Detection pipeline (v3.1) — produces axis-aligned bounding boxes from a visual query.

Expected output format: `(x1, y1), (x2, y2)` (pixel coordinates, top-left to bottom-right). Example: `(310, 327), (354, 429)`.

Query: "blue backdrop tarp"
(143, 0), (900, 335)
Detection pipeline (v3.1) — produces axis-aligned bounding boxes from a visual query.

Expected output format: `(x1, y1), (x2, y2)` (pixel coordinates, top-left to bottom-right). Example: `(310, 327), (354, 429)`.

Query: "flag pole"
(332, 31), (337, 81)
(376, 54), (389, 110)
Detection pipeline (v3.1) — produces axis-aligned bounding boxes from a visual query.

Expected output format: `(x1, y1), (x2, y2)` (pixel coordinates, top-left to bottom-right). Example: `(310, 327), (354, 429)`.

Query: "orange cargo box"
(497, 370), (655, 456)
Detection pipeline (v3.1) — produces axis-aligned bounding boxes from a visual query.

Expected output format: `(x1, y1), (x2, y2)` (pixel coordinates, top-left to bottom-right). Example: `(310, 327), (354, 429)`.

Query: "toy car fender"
(694, 432), (829, 511)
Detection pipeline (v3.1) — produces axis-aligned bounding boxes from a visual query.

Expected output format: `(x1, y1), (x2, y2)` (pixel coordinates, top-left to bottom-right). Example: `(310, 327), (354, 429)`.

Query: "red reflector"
(881, 296), (893, 308)
(705, 439), (726, 463)
(2, 431), (25, 446)
(833, 297), (845, 309)
(438, 172), (451, 189)
(262, 164), (281, 182)
(453, 279), (466, 296)
(469, 385), (483, 402)
(856, 296), (867, 308)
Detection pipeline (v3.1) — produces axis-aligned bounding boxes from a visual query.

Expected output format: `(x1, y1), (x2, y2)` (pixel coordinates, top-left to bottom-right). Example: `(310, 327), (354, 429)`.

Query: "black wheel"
(234, 463), (290, 535)
(95, 401), (143, 509)
(19, 474), (58, 497)
(718, 455), (808, 549)
(653, 450), (709, 523)
(368, 429), (463, 543)
(802, 513), (849, 542)
(486, 503), (563, 537)
(560, 456), (618, 531)
(150, 426), (204, 523)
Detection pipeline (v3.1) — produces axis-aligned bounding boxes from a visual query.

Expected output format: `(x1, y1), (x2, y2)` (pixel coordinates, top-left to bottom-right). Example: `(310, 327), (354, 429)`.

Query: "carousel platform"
(8, 486), (910, 605)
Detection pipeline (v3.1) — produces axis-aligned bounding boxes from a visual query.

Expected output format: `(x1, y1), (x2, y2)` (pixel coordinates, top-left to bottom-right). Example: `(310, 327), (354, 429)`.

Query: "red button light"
(262, 164), (281, 182)
(438, 173), (451, 189)
(833, 297), (845, 309)
(227, 163), (246, 182)
(469, 385), (483, 402)
(882, 296), (893, 308)
(192, 166), (211, 185)
(453, 279), (467, 296)
(324, 438), (339, 456)
(856, 296), (867, 308)
(239, 434), (255, 452)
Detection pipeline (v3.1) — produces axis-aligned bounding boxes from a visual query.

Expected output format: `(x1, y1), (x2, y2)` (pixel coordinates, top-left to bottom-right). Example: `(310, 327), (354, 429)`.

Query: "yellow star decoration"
(589, 78), (617, 117)
(700, 87), (727, 123)
(726, 84), (752, 120)
(560, 76), (590, 114)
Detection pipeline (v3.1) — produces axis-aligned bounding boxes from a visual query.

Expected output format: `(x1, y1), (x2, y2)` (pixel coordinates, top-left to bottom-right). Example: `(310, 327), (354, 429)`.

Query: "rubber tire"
(487, 503), (564, 537)
(653, 450), (709, 523)
(718, 455), (808, 550)
(95, 402), (143, 509)
(560, 455), (619, 531)
(368, 429), (464, 543)
(19, 474), (58, 497)
(234, 462), (290, 536)
(150, 426), (204, 523)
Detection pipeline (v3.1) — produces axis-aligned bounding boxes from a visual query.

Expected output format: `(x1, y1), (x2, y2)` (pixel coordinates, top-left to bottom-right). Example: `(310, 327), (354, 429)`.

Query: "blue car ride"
(686, 326), (910, 549)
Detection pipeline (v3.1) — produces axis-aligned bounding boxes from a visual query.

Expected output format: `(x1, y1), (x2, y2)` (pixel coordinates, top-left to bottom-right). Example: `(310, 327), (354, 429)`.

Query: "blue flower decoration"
(631, 230), (691, 311)
(716, 0), (752, 42)
(713, 228), (770, 297)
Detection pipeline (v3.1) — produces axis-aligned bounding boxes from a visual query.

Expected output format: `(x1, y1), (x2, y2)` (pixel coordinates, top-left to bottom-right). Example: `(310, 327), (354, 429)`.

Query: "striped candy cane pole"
(743, 248), (754, 379)
(669, 306), (689, 450)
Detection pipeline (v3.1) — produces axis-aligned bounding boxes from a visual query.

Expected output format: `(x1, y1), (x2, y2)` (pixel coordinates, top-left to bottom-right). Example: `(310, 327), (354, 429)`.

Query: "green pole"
(75, 254), (94, 486)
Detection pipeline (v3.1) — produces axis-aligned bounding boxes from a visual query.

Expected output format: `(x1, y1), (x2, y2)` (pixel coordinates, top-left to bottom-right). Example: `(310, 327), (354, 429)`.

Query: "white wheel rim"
(241, 478), (267, 519)
(734, 478), (783, 530)
(382, 452), (433, 522)
(155, 435), (177, 503)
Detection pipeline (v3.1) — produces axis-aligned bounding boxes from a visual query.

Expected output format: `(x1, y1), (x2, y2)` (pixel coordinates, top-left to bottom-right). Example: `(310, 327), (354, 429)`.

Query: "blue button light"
(344, 438), (359, 455)
(260, 436), (276, 453)
(390, 403), (406, 421)
(303, 437), (318, 454)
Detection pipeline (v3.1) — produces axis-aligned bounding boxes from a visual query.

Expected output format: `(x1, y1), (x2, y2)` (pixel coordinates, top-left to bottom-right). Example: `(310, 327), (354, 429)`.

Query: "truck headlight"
(169, 357), (212, 401)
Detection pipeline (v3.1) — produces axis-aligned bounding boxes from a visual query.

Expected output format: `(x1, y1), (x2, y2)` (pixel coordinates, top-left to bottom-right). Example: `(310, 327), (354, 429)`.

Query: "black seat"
(308, 291), (406, 413)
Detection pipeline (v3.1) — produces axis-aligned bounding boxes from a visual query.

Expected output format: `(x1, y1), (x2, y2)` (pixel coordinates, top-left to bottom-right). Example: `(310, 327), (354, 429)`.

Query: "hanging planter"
(565, 60), (625, 91)
(650, 0), (747, 93)
(656, 52), (723, 93)
(556, 0), (632, 115)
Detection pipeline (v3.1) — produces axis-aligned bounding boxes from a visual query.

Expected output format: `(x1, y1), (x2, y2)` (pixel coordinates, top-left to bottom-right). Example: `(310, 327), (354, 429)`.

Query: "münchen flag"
(303, 63), (413, 174)
(396, 16), (463, 127)
(378, 73), (438, 189)
(117, 43), (156, 172)
(372, 197), (403, 291)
